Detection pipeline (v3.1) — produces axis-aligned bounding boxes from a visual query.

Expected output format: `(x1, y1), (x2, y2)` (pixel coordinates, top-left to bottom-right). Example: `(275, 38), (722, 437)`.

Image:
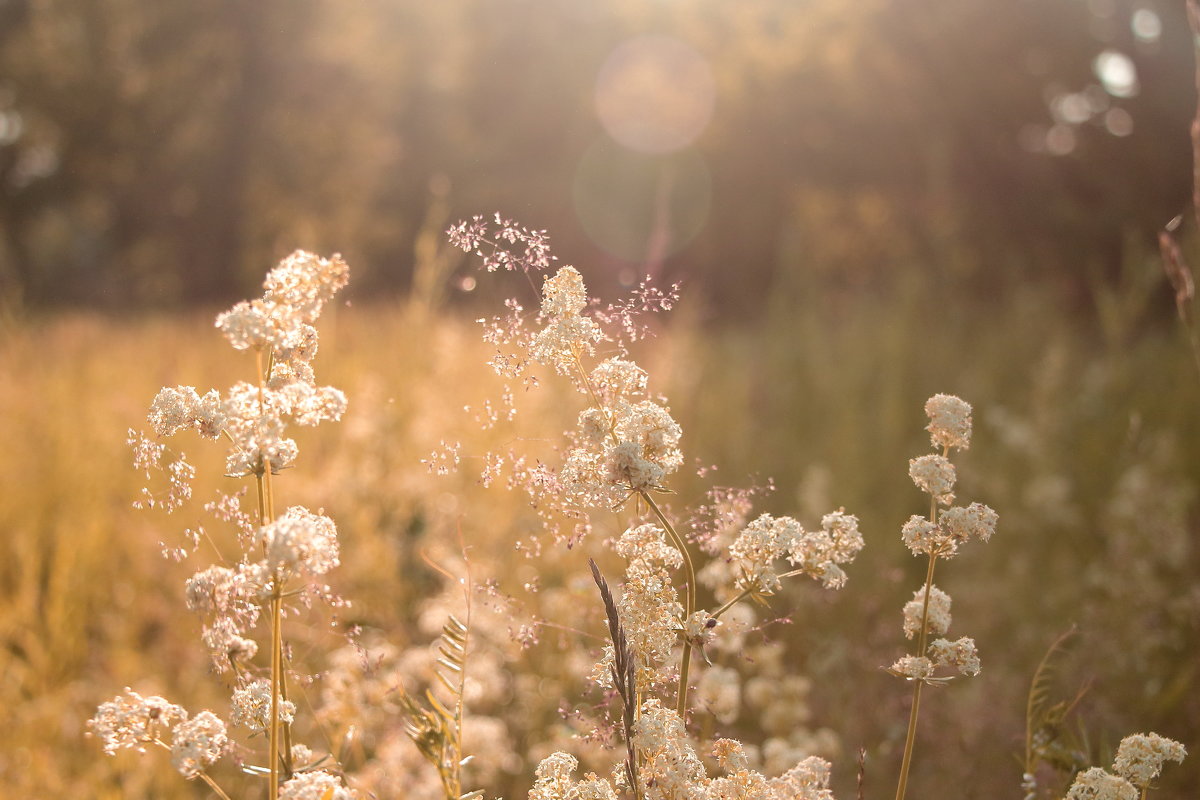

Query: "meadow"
(0, 246), (1196, 799)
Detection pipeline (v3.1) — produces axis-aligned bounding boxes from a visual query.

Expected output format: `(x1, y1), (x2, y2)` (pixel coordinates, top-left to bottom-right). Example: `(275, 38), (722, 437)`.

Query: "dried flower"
(89, 689), (187, 755)
(908, 454), (956, 506)
(230, 679), (296, 731)
(924, 394), (972, 451)
(170, 710), (228, 779)
(1112, 732), (1186, 789)
(278, 769), (357, 800)
(1064, 767), (1137, 800)
(928, 636), (981, 676)
(903, 585), (952, 640)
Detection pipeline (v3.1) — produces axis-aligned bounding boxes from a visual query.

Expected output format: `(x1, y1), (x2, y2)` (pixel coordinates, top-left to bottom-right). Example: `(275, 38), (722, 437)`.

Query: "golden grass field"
(1, 271), (1197, 798)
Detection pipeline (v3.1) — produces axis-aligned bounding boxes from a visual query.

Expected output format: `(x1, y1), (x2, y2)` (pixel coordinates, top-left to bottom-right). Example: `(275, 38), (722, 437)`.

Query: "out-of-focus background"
(1, 1), (1198, 799)
(0, 0), (1194, 312)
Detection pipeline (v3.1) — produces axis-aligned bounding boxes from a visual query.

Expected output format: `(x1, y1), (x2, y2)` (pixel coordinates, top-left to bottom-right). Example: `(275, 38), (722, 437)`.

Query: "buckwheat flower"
(590, 358), (649, 402)
(215, 300), (276, 351)
(924, 393), (972, 451)
(260, 506), (340, 579)
(278, 769), (356, 800)
(940, 502), (998, 544)
(903, 585), (952, 639)
(928, 636), (981, 676)
(613, 400), (683, 474)
(530, 753), (582, 800)
(149, 386), (202, 436)
(606, 440), (665, 491)
(1112, 732), (1186, 789)
(530, 314), (604, 374)
(263, 250), (349, 325)
(712, 738), (751, 772)
(889, 655), (933, 680)
(730, 513), (800, 594)
(900, 515), (951, 557)
(89, 688), (187, 755)
(231, 679), (295, 731)
(1065, 767), (1137, 800)
(908, 454), (956, 505)
(540, 264), (589, 317)
(616, 523), (684, 570)
(634, 700), (707, 800)
(170, 710), (228, 779)
(785, 509), (864, 589)
(771, 756), (836, 800)
(578, 407), (611, 444)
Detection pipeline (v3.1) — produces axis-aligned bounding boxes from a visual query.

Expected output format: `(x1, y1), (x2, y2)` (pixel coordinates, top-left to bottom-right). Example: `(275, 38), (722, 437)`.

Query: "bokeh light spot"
(1093, 49), (1138, 98)
(573, 138), (711, 262)
(1104, 107), (1134, 137)
(594, 35), (715, 154)
(1130, 9), (1161, 43)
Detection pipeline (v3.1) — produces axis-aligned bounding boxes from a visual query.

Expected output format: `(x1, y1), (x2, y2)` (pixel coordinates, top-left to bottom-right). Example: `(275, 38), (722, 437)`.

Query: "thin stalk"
(639, 490), (697, 718)
(152, 741), (235, 800)
(894, 495), (941, 800)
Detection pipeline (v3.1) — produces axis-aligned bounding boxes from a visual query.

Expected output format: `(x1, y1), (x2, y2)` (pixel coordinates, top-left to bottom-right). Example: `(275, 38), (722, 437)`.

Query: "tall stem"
(895, 495), (941, 800)
(639, 490), (697, 718)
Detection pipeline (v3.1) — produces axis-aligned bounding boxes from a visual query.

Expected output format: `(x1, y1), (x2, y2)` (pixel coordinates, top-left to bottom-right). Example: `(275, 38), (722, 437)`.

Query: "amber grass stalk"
(255, 348), (289, 799)
(894, 495), (941, 800)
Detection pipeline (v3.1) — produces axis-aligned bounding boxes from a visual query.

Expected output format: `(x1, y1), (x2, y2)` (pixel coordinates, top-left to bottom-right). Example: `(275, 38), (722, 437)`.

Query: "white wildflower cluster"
(260, 505), (340, 579)
(97, 252), (352, 796)
(1066, 732), (1187, 798)
(170, 711), (229, 779)
(88, 689), (229, 780)
(530, 266), (603, 374)
(184, 562), (266, 669)
(278, 769), (357, 799)
(523, 700), (833, 800)
(231, 678), (297, 732)
(559, 355), (683, 508)
(593, 524), (684, 690)
(728, 510), (863, 595)
(890, 395), (995, 683)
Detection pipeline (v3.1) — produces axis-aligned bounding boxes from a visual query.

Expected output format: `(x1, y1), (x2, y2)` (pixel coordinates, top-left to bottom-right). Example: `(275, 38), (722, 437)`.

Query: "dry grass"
(1, 278), (1196, 797)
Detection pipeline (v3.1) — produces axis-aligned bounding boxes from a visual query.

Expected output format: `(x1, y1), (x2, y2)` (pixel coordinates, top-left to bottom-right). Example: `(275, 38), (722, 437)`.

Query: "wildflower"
(908, 454), (956, 505)
(785, 509), (864, 589)
(900, 515), (951, 557)
(170, 710), (228, 779)
(590, 358), (649, 403)
(230, 679), (296, 731)
(1112, 732), (1186, 789)
(940, 502), (998, 544)
(633, 700), (707, 800)
(149, 386), (225, 439)
(889, 655), (933, 680)
(89, 689), (187, 755)
(771, 756), (837, 800)
(729, 513), (800, 594)
(260, 506), (340, 579)
(1064, 767), (1137, 800)
(278, 769), (357, 800)
(902, 585), (952, 640)
(928, 636), (981, 676)
(924, 394), (972, 451)
(530, 752), (585, 800)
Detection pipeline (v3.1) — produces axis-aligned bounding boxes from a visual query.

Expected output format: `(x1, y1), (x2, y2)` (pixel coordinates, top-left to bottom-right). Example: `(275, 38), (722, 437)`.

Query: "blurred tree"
(0, 0), (1191, 310)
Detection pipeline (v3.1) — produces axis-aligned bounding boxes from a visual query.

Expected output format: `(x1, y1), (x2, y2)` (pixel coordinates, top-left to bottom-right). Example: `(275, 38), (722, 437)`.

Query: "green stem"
(639, 490), (697, 718)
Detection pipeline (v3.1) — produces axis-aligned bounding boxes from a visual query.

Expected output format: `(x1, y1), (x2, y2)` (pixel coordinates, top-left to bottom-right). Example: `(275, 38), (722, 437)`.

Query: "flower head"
(924, 394), (972, 451)
(1113, 732), (1186, 789)
(170, 710), (228, 779)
